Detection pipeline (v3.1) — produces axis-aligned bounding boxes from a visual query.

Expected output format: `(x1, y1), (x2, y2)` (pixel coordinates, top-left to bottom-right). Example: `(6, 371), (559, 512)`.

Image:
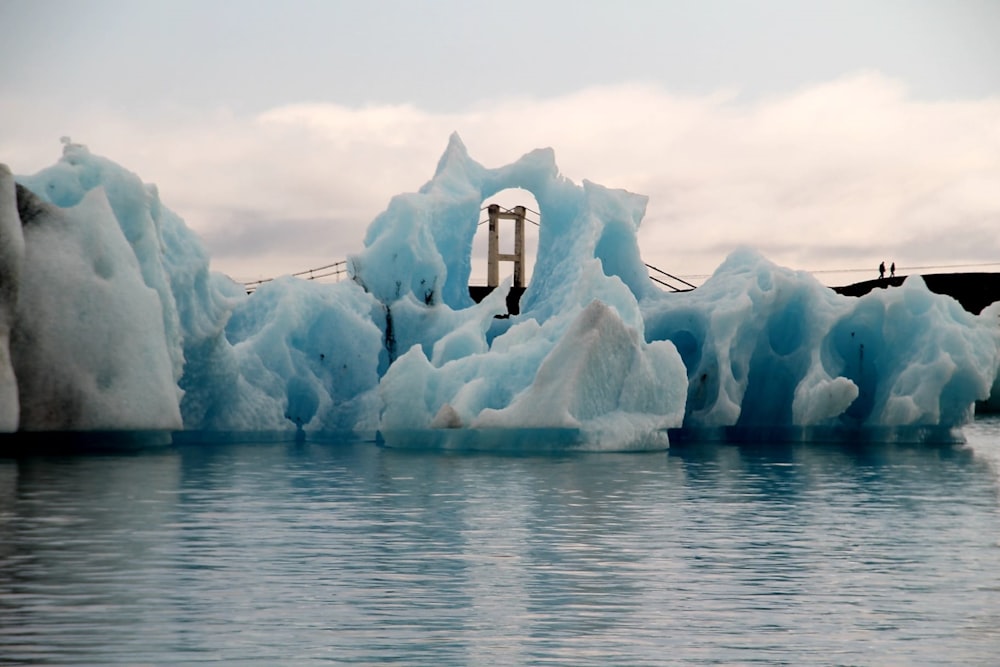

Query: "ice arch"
(349, 133), (656, 322)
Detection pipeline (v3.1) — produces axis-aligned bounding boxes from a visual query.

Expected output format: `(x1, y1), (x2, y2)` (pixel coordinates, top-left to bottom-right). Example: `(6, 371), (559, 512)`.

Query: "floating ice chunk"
(16, 140), (247, 431)
(0, 166), (25, 431)
(10, 183), (181, 430)
(642, 248), (1000, 431)
(377, 343), (439, 431)
(474, 300), (686, 449)
(19, 141), (185, 384)
(215, 276), (385, 432)
(379, 298), (686, 450)
(868, 276), (999, 427)
(976, 301), (1000, 412)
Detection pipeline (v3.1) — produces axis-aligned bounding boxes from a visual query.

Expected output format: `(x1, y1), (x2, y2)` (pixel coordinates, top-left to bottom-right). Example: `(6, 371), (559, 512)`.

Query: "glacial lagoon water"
(2, 421), (1000, 666)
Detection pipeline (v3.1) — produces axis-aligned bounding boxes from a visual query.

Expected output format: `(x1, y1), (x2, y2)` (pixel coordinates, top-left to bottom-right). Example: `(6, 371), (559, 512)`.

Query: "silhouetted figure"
(879, 261), (885, 280)
(890, 262), (895, 278)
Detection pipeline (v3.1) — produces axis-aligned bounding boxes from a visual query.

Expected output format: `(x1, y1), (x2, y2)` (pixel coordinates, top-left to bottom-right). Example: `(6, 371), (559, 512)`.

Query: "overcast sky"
(1, 0), (998, 285)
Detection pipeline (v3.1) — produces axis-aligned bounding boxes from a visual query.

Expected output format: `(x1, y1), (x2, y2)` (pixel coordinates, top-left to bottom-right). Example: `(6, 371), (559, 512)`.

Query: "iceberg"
(642, 248), (999, 440)
(3, 163), (180, 431)
(0, 166), (24, 431)
(1, 135), (997, 449)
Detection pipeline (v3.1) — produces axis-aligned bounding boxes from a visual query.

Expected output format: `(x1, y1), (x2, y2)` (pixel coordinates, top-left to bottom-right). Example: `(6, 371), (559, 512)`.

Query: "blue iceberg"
(1, 135), (997, 448)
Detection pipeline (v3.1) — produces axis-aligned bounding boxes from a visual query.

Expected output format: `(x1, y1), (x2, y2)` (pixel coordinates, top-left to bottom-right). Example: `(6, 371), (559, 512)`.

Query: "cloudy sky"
(1, 0), (998, 286)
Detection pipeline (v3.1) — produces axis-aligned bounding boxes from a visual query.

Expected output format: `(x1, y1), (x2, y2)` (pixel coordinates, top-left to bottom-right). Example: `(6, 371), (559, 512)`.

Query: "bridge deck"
(470, 273), (1000, 317)
(833, 273), (1000, 315)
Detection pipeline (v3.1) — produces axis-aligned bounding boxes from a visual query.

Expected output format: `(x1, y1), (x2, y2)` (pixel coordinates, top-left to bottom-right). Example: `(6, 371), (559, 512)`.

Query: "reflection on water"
(1, 422), (999, 665)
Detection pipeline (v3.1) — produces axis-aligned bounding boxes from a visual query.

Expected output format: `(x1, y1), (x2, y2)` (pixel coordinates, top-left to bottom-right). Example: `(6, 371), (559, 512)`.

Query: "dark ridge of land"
(833, 273), (1000, 315)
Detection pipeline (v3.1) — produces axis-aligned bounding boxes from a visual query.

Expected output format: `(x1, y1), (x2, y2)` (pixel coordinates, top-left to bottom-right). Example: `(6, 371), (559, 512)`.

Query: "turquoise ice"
(1, 135), (997, 447)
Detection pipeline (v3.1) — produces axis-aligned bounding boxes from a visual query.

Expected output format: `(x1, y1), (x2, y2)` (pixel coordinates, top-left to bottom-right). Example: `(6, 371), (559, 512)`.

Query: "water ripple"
(1, 431), (999, 665)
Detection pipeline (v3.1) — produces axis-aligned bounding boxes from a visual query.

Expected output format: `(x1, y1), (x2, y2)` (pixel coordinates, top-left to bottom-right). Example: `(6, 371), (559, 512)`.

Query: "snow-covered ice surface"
(1, 135), (998, 449)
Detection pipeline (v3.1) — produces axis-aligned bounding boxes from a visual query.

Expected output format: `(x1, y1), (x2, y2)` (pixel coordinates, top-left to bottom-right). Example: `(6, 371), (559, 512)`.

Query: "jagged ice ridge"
(1, 135), (997, 449)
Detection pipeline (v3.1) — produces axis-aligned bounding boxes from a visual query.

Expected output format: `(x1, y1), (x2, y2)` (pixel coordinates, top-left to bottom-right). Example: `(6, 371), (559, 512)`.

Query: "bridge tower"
(487, 204), (527, 288)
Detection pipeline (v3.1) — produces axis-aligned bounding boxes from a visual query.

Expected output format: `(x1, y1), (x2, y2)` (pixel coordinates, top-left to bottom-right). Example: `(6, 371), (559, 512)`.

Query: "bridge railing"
(244, 260), (348, 294)
(644, 263), (697, 292)
(244, 259), (700, 294)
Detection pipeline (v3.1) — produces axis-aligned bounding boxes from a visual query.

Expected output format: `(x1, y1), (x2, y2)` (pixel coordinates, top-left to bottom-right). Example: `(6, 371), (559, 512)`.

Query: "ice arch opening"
(471, 188), (540, 289)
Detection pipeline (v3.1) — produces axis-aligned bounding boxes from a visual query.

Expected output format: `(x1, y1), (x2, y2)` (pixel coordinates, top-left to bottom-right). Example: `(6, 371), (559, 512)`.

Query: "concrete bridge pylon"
(487, 204), (526, 288)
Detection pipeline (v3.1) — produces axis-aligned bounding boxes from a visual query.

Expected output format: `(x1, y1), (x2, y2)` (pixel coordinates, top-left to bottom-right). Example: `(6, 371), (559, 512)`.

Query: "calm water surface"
(2, 420), (1000, 665)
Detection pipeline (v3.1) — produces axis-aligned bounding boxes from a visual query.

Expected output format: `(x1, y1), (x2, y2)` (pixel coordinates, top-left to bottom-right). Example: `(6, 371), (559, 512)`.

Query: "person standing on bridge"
(879, 261), (885, 280)
(890, 262), (895, 278)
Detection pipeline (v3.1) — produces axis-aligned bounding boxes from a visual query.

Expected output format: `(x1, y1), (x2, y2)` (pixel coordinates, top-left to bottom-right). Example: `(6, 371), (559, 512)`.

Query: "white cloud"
(2, 72), (998, 286)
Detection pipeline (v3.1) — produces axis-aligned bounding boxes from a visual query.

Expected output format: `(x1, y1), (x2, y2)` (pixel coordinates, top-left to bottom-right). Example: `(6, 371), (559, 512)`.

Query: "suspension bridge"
(240, 205), (1000, 314)
(243, 205), (698, 295)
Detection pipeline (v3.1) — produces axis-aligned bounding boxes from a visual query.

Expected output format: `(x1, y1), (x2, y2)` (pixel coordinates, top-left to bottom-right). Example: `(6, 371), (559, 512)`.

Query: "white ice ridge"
(1, 135), (998, 448)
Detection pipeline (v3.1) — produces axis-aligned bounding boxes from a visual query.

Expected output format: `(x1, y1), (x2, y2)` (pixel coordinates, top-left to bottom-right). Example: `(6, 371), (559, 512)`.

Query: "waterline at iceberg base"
(1, 135), (998, 450)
